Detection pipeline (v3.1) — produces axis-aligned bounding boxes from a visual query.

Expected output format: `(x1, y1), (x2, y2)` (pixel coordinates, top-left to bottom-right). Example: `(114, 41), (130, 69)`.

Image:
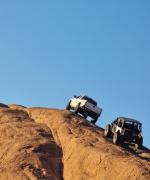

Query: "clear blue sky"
(0, 1), (150, 148)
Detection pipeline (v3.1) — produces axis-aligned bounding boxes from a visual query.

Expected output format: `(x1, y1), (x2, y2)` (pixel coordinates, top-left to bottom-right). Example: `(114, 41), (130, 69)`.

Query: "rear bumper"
(121, 133), (139, 143)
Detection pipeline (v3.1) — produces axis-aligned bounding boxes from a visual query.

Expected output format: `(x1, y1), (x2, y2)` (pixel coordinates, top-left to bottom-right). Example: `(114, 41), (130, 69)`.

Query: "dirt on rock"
(0, 107), (63, 180)
(0, 104), (149, 180)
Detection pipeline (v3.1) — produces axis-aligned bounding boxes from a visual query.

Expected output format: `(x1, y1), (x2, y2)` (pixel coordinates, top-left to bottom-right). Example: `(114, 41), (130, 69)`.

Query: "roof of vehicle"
(76, 95), (97, 105)
(118, 117), (141, 124)
(82, 95), (94, 99)
(82, 95), (97, 102)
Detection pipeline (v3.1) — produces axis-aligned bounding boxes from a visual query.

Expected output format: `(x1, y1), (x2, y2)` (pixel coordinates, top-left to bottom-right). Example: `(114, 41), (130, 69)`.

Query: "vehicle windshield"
(123, 121), (141, 132)
(82, 96), (97, 106)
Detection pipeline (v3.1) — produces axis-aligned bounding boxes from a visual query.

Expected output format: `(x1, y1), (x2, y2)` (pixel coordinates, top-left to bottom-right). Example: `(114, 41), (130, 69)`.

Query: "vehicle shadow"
(120, 142), (150, 161)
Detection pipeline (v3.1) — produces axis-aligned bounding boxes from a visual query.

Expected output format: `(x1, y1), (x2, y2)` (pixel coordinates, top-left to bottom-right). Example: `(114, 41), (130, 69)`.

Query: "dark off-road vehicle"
(104, 117), (143, 148)
(66, 95), (102, 124)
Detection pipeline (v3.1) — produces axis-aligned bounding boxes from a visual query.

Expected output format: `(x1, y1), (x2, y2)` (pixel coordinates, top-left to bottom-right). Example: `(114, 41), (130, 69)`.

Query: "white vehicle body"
(66, 95), (102, 123)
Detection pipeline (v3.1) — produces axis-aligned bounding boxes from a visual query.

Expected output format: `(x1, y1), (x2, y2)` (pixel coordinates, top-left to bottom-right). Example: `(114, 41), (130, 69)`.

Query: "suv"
(104, 117), (143, 148)
(66, 95), (102, 124)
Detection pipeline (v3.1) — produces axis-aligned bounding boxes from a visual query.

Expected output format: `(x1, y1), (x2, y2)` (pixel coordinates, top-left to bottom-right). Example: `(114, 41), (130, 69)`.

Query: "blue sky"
(0, 1), (150, 147)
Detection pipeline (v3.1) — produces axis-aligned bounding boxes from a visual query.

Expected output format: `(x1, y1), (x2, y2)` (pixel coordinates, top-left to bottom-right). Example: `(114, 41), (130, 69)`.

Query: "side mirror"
(74, 95), (77, 98)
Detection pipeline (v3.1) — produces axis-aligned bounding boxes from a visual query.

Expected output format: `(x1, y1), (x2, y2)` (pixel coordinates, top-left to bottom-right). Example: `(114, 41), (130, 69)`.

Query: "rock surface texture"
(0, 104), (149, 180)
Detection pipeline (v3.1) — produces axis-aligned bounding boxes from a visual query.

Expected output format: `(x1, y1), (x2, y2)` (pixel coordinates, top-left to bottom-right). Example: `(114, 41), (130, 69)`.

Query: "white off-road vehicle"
(66, 95), (102, 124)
(104, 117), (143, 148)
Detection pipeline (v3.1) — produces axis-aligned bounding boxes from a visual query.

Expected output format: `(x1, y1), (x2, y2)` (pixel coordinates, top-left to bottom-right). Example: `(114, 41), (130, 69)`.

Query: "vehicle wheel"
(113, 132), (120, 145)
(84, 115), (87, 119)
(91, 119), (96, 124)
(119, 136), (124, 145)
(66, 101), (71, 110)
(74, 104), (80, 114)
(91, 117), (97, 124)
(91, 116), (98, 124)
(137, 136), (143, 149)
(104, 124), (111, 137)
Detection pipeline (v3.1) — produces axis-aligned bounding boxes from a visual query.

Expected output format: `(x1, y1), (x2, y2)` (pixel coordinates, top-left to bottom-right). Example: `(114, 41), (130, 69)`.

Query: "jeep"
(104, 117), (143, 148)
(66, 95), (102, 124)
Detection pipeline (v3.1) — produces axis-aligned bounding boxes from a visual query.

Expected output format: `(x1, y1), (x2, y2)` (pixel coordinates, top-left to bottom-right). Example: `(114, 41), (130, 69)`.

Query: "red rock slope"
(0, 104), (149, 180)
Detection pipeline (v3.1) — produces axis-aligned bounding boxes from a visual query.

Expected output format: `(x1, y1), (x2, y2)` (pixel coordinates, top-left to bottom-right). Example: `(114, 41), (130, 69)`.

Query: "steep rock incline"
(26, 107), (150, 180)
(0, 107), (63, 180)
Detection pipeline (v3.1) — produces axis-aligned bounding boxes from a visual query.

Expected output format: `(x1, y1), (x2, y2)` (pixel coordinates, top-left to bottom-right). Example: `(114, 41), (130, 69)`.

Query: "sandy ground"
(0, 103), (149, 180)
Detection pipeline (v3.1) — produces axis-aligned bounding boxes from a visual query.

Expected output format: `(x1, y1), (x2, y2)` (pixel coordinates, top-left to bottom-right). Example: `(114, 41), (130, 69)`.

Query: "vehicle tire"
(91, 117), (97, 124)
(84, 115), (87, 119)
(137, 136), (143, 149)
(91, 116), (98, 124)
(91, 119), (96, 124)
(74, 103), (80, 114)
(113, 132), (120, 145)
(104, 124), (111, 137)
(119, 136), (124, 145)
(66, 101), (71, 110)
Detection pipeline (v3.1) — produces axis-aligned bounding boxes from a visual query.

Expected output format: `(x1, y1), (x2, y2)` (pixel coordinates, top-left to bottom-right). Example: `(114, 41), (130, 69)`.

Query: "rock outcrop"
(0, 104), (149, 180)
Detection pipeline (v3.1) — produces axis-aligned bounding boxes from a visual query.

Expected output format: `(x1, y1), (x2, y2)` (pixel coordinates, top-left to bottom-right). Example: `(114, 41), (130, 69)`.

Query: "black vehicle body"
(104, 117), (143, 148)
(66, 95), (102, 124)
